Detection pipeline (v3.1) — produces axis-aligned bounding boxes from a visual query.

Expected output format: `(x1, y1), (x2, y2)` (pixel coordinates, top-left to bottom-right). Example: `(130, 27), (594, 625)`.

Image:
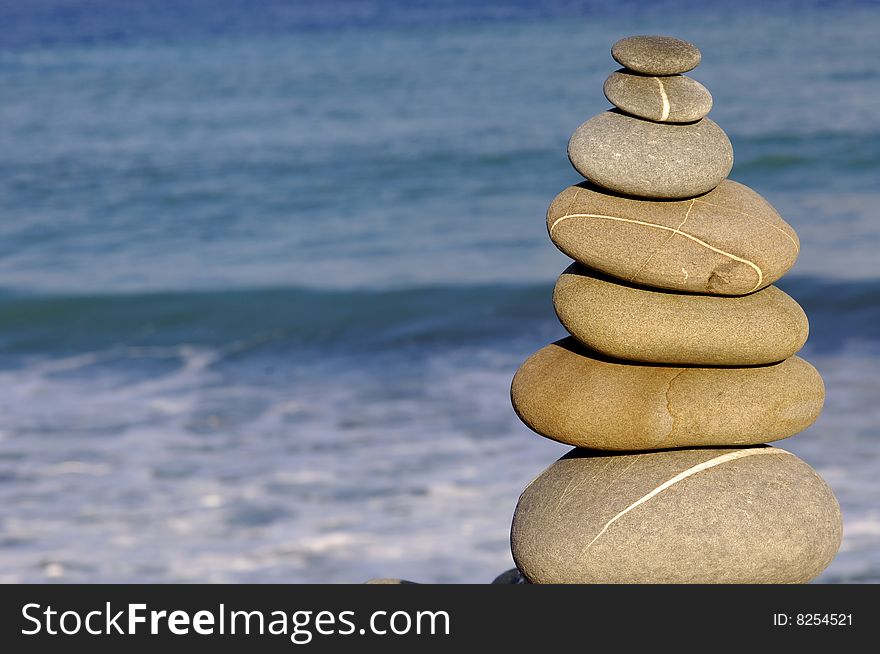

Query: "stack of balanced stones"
(508, 36), (842, 583)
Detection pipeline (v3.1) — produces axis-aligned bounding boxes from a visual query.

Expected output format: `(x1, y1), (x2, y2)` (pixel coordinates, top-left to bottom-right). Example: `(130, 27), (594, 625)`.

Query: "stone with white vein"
(546, 179), (799, 295)
(603, 69), (712, 123)
(511, 445), (842, 583)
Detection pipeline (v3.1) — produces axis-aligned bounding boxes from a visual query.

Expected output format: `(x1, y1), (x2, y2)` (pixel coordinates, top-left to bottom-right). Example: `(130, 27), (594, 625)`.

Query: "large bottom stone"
(511, 446), (842, 584)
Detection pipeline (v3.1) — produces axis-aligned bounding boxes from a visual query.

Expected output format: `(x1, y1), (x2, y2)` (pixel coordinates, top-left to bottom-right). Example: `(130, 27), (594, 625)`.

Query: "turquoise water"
(0, 0), (878, 582)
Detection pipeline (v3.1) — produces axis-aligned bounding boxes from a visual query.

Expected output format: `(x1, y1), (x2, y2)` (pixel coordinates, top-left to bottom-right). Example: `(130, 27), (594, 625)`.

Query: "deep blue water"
(0, 0), (878, 583)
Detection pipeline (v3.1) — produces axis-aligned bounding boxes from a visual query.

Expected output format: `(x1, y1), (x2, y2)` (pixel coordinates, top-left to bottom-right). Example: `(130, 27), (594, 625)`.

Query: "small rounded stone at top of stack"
(604, 69), (712, 123)
(570, 35), (729, 198)
(554, 263), (808, 366)
(568, 110), (732, 198)
(547, 179), (799, 295)
(511, 446), (842, 584)
(611, 35), (701, 75)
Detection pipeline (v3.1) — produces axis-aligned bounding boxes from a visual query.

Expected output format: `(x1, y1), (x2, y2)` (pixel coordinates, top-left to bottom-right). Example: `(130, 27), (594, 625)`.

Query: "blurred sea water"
(0, 0), (878, 582)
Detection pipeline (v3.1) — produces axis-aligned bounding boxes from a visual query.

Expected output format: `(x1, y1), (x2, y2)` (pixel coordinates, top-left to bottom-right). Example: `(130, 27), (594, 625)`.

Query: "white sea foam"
(0, 341), (875, 583)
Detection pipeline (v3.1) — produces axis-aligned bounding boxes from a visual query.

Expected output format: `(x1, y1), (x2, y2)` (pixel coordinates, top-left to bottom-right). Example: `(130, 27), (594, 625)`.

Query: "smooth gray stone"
(511, 446), (842, 583)
(604, 69), (712, 123)
(568, 110), (733, 198)
(611, 35), (701, 75)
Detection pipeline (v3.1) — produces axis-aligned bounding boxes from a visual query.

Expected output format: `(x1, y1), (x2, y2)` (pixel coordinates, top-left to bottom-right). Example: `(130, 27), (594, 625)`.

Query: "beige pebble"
(554, 263), (808, 365)
(510, 338), (825, 450)
(547, 179), (799, 295)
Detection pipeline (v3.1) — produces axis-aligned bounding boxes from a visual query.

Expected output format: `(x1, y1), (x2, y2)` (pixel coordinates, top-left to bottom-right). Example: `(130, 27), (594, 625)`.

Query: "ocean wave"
(0, 276), (877, 358)
(731, 132), (880, 176)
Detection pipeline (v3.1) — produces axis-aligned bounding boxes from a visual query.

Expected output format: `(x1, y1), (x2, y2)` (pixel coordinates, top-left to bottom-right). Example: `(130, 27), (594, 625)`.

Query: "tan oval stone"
(511, 445), (842, 583)
(547, 179), (799, 295)
(510, 338), (824, 450)
(611, 35), (702, 75)
(568, 111), (733, 198)
(603, 69), (713, 123)
(554, 264), (809, 365)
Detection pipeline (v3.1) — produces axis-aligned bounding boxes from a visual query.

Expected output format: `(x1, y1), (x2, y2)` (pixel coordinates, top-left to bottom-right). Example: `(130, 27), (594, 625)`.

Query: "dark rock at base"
(491, 568), (529, 584)
(364, 578), (419, 584)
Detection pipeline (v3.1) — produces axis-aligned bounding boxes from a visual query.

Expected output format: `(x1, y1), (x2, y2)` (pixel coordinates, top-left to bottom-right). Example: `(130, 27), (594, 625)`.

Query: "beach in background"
(0, 0), (878, 582)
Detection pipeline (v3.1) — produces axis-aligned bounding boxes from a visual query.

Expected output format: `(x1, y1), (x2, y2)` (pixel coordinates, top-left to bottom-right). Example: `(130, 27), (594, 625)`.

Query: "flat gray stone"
(604, 69), (712, 123)
(554, 264), (808, 366)
(611, 35), (701, 75)
(568, 110), (733, 198)
(511, 446), (842, 583)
